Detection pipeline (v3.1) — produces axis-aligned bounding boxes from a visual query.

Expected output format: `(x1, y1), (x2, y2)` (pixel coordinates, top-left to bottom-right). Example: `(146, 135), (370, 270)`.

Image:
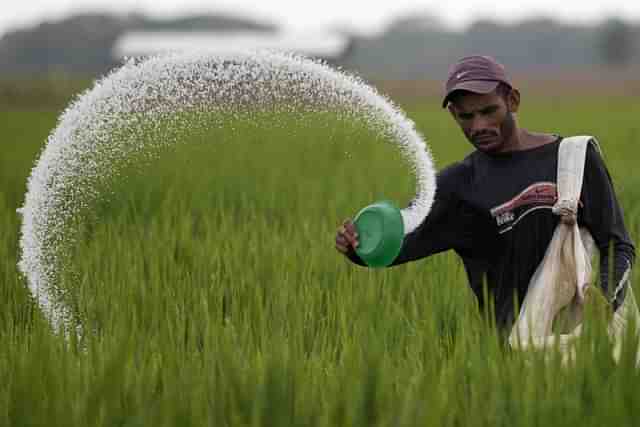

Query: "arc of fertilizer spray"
(18, 50), (437, 334)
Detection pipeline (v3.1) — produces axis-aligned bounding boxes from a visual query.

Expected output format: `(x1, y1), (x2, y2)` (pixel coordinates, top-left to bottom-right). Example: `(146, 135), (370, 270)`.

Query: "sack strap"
(552, 136), (600, 224)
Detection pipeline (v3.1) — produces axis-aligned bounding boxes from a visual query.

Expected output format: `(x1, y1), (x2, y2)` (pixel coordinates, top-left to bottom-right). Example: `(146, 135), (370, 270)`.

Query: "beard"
(499, 111), (517, 145)
(468, 111), (517, 153)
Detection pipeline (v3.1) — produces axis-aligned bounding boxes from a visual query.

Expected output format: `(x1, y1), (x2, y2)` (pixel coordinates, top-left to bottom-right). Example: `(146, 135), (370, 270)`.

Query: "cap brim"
(442, 80), (500, 108)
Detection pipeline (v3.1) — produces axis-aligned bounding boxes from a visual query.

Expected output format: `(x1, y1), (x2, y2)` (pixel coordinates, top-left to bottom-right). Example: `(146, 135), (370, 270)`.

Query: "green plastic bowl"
(353, 200), (405, 268)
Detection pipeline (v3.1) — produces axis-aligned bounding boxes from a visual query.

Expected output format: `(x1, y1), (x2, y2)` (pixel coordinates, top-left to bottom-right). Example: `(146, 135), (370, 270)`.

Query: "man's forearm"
(599, 242), (635, 312)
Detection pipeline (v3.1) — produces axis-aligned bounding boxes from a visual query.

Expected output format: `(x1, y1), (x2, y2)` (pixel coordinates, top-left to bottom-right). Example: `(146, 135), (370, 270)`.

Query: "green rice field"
(1, 90), (640, 426)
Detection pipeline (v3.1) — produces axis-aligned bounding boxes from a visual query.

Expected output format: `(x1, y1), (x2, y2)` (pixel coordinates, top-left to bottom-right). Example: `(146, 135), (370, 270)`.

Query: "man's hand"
(335, 220), (359, 254)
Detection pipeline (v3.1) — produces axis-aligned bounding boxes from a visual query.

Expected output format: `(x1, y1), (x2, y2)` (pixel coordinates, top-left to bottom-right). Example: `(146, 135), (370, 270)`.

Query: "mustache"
(471, 131), (499, 140)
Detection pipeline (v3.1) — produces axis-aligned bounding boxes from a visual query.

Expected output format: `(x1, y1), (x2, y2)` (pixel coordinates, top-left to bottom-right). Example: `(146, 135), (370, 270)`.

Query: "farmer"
(335, 55), (635, 331)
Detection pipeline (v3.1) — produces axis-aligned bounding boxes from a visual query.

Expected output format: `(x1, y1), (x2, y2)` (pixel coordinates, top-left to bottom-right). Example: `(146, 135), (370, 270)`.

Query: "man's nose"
(469, 116), (488, 135)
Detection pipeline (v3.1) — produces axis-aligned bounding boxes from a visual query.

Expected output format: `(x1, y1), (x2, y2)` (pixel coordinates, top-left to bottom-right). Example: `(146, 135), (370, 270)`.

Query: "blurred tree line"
(0, 13), (276, 76)
(599, 18), (637, 66)
(342, 15), (640, 79)
(0, 12), (638, 81)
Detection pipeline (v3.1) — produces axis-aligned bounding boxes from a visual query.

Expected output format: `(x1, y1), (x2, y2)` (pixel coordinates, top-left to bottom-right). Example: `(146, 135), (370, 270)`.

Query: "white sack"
(508, 136), (640, 364)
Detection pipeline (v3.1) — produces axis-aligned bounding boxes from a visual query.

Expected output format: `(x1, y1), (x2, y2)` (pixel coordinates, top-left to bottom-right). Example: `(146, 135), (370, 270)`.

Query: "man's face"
(448, 89), (519, 154)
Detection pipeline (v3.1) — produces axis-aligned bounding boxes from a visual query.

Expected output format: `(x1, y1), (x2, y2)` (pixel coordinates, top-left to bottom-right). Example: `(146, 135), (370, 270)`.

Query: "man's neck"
(501, 129), (557, 152)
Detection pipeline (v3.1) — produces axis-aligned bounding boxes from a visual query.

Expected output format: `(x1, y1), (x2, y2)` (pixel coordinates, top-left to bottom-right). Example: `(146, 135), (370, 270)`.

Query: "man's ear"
(507, 89), (521, 113)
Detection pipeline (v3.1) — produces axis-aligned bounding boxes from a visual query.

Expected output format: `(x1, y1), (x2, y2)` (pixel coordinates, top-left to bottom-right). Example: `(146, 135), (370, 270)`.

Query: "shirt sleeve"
(345, 162), (477, 267)
(580, 142), (635, 311)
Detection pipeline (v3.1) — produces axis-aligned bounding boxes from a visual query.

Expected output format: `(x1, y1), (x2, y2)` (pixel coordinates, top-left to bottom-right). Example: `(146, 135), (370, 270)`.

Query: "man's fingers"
(336, 231), (358, 252)
(337, 231), (358, 247)
(340, 220), (357, 238)
(337, 219), (359, 251)
(337, 234), (356, 250)
(344, 223), (359, 247)
(344, 221), (357, 235)
(335, 234), (349, 253)
(335, 242), (348, 254)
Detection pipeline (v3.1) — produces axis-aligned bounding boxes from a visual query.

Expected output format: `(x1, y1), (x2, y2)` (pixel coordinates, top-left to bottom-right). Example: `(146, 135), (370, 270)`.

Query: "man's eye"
(459, 113), (473, 120)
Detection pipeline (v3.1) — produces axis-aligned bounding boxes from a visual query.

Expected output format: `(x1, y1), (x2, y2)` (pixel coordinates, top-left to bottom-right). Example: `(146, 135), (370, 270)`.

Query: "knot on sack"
(552, 198), (577, 225)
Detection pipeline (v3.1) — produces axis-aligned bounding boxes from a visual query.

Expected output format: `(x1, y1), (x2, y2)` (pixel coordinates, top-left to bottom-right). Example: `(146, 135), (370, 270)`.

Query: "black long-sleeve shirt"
(347, 137), (635, 329)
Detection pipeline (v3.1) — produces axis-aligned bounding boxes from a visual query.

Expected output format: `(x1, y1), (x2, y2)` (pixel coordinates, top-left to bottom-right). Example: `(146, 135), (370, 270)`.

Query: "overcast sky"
(2, 0), (640, 37)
